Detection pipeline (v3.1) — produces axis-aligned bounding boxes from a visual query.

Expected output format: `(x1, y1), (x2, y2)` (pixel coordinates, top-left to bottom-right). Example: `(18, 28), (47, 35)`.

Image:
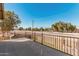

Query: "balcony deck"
(0, 38), (70, 56)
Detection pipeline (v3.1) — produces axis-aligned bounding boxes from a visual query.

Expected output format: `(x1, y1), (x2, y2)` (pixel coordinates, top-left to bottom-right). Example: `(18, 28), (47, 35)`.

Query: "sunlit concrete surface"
(0, 38), (70, 56)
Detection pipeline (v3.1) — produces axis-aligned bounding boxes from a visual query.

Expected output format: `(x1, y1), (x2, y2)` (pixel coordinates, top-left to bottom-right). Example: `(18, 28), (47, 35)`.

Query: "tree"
(40, 27), (44, 31)
(44, 28), (51, 31)
(0, 11), (21, 39)
(27, 27), (31, 31)
(19, 27), (24, 30)
(51, 21), (76, 33)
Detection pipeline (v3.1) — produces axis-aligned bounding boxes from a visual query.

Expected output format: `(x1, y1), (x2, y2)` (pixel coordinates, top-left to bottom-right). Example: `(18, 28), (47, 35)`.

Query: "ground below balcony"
(0, 38), (70, 56)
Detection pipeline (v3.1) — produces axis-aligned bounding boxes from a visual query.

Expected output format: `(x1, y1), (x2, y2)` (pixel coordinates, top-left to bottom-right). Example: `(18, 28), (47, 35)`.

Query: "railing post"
(25, 31), (26, 37)
(25, 31), (27, 38)
(34, 32), (36, 42)
(14, 31), (16, 37)
(67, 37), (68, 54)
(64, 37), (66, 52)
(41, 31), (43, 45)
(57, 35), (59, 50)
(57, 35), (58, 49)
(31, 31), (33, 40)
(70, 37), (71, 55)
(55, 35), (56, 49)
(54, 35), (55, 48)
(52, 35), (54, 48)
(74, 38), (75, 55)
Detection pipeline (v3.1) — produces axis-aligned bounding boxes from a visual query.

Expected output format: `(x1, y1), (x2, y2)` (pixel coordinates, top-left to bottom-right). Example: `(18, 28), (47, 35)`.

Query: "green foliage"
(26, 27), (31, 31)
(0, 11), (21, 32)
(19, 27), (24, 30)
(51, 21), (76, 32)
(25, 27), (51, 31)
(31, 27), (41, 31)
(40, 27), (44, 31)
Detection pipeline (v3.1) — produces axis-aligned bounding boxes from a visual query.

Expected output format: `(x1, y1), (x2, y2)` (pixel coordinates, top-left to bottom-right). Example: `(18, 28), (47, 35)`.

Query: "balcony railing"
(9, 30), (79, 56)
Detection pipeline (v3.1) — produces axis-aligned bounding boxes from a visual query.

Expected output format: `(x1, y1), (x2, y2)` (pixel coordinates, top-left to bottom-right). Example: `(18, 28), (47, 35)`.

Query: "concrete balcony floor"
(0, 38), (70, 56)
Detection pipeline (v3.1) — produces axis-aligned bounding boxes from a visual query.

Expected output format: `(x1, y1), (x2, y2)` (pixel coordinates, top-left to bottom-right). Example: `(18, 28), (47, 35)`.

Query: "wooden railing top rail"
(25, 31), (79, 39)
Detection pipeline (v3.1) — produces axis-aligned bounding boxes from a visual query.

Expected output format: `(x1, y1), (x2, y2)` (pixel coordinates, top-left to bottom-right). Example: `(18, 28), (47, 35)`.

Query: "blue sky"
(4, 3), (79, 28)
